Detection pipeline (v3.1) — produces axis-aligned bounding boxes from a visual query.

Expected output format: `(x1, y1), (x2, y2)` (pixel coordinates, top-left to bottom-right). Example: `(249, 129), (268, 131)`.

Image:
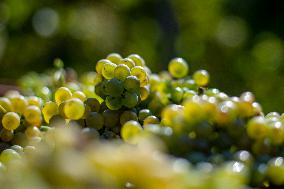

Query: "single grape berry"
(168, 57), (189, 78)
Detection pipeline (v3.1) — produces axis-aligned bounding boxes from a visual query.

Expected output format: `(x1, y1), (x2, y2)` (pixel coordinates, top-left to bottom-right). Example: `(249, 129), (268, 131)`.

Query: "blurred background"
(0, 0), (284, 112)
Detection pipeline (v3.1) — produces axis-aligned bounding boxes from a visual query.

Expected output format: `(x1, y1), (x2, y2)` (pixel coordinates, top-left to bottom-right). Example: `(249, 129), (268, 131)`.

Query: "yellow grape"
(102, 61), (117, 79)
(54, 87), (72, 105)
(130, 66), (148, 86)
(121, 120), (143, 143)
(73, 91), (87, 102)
(42, 101), (58, 124)
(0, 97), (13, 112)
(106, 53), (122, 64)
(24, 105), (42, 126)
(2, 112), (21, 131)
(63, 98), (85, 120)
(9, 95), (28, 114)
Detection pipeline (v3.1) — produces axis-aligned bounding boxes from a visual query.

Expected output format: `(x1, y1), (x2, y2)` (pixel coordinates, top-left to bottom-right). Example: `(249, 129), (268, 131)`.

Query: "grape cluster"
(0, 53), (283, 189)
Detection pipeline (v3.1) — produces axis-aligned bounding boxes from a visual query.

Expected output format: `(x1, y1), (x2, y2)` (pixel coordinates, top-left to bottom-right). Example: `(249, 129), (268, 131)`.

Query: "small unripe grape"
(106, 53), (122, 64)
(168, 58), (189, 78)
(119, 58), (135, 69)
(24, 105), (42, 126)
(267, 157), (284, 185)
(0, 149), (21, 164)
(138, 109), (152, 122)
(104, 78), (124, 97)
(102, 61), (117, 79)
(121, 120), (143, 143)
(105, 96), (122, 110)
(120, 111), (138, 125)
(25, 126), (41, 138)
(0, 97), (13, 112)
(73, 91), (87, 102)
(102, 109), (120, 128)
(9, 95), (28, 114)
(63, 98), (85, 120)
(128, 54), (145, 66)
(140, 86), (150, 101)
(85, 98), (101, 113)
(114, 64), (131, 81)
(131, 66), (148, 87)
(246, 116), (269, 140)
(122, 92), (139, 108)
(54, 87), (72, 105)
(86, 112), (104, 130)
(193, 70), (210, 87)
(2, 112), (21, 131)
(96, 59), (111, 74)
(123, 76), (140, 93)
(42, 101), (58, 124)
(0, 129), (14, 142)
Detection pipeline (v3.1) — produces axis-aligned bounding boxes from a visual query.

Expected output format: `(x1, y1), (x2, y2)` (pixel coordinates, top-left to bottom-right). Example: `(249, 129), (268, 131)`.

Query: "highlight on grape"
(0, 53), (284, 189)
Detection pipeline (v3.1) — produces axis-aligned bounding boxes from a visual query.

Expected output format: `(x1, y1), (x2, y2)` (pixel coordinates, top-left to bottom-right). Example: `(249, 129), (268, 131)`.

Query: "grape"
(123, 76), (140, 93)
(121, 120), (143, 143)
(81, 128), (100, 140)
(25, 126), (41, 138)
(85, 98), (101, 113)
(0, 97), (13, 112)
(63, 98), (85, 120)
(171, 87), (183, 103)
(2, 112), (21, 130)
(102, 61), (117, 79)
(54, 87), (72, 105)
(0, 149), (21, 164)
(193, 70), (210, 87)
(267, 157), (284, 185)
(140, 86), (150, 101)
(96, 59), (111, 74)
(73, 91), (87, 102)
(106, 53), (122, 64)
(138, 109), (152, 122)
(105, 96), (122, 110)
(9, 95), (28, 114)
(128, 54), (145, 67)
(27, 96), (42, 107)
(86, 112), (104, 130)
(119, 58), (135, 69)
(130, 66), (148, 86)
(102, 109), (120, 128)
(120, 111), (138, 125)
(49, 115), (66, 127)
(95, 81), (107, 98)
(24, 105), (42, 126)
(143, 115), (160, 125)
(10, 145), (24, 154)
(122, 92), (139, 108)
(246, 116), (269, 140)
(114, 64), (131, 81)
(42, 101), (58, 124)
(168, 58), (189, 78)
(104, 78), (124, 97)
(0, 129), (14, 142)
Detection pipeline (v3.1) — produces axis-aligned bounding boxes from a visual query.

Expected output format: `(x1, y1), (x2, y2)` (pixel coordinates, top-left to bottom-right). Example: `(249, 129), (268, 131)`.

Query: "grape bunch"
(0, 53), (283, 189)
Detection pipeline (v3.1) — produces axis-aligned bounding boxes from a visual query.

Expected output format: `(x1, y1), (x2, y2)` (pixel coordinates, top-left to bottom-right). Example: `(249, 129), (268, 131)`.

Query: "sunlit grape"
(63, 98), (85, 120)
(168, 58), (189, 78)
(2, 112), (21, 131)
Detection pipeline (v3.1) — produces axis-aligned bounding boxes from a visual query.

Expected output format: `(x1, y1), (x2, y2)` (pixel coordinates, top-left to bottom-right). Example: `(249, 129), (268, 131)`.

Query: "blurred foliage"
(1, 0), (284, 112)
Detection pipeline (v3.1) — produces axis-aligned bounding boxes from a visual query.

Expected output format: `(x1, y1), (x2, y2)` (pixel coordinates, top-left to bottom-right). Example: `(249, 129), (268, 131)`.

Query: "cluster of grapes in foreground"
(0, 53), (284, 189)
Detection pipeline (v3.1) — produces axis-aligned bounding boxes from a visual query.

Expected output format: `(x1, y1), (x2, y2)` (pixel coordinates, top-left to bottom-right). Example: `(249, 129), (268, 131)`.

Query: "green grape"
(42, 101), (58, 124)
(9, 95), (28, 114)
(96, 59), (112, 74)
(0, 129), (14, 142)
(130, 66), (148, 86)
(143, 115), (160, 125)
(81, 128), (100, 140)
(267, 157), (284, 185)
(0, 149), (21, 164)
(86, 112), (104, 130)
(246, 116), (269, 140)
(240, 91), (255, 103)
(106, 53), (122, 64)
(121, 120), (143, 143)
(140, 86), (150, 101)
(63, 98), (85, 120)
(193, 70), (210, 87)
(168, 57), (189, 78)
(102, 61), (117, 79)
(24, 105), (42, 126)
(0, 97), (13, 112)
(27, 96), (42, 107)
(119, 58), (135, 69)
(105, 96), (122, 110)
(85, 98), (101, 113)
(54, 87), (72, 105)
(128, 54), (145, 66)
(2, 112), (20, 131)
(267, 121), (284, 145)
(138, 109), (152, 121)
(102, 109), (120, 128)
(95, 81), (107, 98)
(25, 126), (41, 139)
(10, 145), (24, 155)
(122, 92), (139, 108)
(49, 115), (66, 127)
(171, 87), (184, 103)
(114, 64), (131, 81)
(120, 111), (138, 125)
(73, 91), (87, 102)
(123, 76), (140, 93)
(104, 78), (124, 97)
